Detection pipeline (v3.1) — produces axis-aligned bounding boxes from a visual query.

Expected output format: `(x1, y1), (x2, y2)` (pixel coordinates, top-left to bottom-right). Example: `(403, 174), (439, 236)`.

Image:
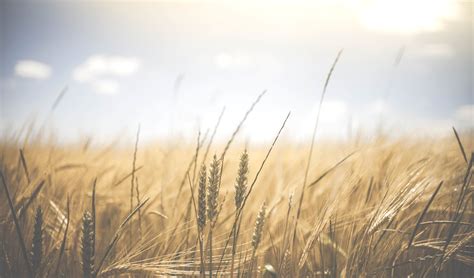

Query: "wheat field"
(0, 116), (473, 277)
(1, 1), (471, 277)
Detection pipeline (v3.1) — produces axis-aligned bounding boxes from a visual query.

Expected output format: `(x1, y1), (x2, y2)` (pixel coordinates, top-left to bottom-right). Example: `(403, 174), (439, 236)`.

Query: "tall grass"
(0, 122), (473, 277)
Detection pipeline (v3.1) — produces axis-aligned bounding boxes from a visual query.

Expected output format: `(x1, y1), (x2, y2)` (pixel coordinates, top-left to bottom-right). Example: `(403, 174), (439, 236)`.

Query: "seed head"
(252, 202), (266, 250)
(31, 207), (43, 277)
(197, 164), (207, 230)
(234, 150), (249, 210)
(81, 211), (95, 278)
(207, 155), (220, 224)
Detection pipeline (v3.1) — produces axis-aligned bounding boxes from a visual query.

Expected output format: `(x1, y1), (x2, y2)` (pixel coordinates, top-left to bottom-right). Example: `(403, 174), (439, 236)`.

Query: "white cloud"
(72, 55), (140, 94)
(355, 0), (458, 33)
(15, 60), (52, 80)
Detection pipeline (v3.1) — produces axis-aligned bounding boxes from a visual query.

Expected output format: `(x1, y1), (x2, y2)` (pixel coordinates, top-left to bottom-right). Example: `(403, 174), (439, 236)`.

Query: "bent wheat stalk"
(292, 49), (344, 251)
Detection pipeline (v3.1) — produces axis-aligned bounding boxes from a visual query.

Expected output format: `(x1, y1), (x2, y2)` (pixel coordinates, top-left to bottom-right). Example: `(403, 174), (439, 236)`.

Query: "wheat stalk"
(129, 125), (140, 246)
(207, 155), (221, 277)
(292, 49), (344, 252)
(230, 150), (249, 277)
(0, 170), (33, 277)
(249, 202), (266, 275)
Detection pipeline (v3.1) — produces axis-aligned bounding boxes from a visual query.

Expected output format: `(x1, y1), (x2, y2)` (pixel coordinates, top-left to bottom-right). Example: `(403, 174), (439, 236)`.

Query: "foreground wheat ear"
(230, 150), (249, 278)
(31, 206), (43, 277)
(207, 155), (220, 226)
(234, 150), (249, 211)
(252, 202), (266, 252)
(249, 202), (266, 275)
(81, 211), (95, 278)
(207, 155), (221, 278)
(198, 164), (207, 232)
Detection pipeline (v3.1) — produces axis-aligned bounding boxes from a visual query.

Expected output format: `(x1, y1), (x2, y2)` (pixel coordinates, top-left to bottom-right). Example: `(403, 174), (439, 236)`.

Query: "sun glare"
(355, 0), (459, 33)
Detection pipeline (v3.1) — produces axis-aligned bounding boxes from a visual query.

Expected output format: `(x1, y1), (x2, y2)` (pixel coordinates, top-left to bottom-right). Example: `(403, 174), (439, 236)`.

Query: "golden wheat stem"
(292, 49), (343, 251)
(217, 112), (290, 274)
(129, 125), (140, 247)
(0, 170), (33, 277)
(19, 148), (30, 184)
(135, 176), (142, 239)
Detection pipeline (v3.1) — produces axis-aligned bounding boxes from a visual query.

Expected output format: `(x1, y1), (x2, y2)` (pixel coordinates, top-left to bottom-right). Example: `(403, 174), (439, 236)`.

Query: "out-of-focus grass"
(0, 132), (472, 277)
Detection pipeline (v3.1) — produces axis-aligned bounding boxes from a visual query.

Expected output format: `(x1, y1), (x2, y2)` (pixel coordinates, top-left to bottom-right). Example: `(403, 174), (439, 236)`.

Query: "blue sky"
(0, 0), (472, 143)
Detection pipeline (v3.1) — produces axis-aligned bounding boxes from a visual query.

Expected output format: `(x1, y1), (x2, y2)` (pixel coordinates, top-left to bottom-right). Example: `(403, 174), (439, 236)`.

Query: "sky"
(0, 0), (472, 144)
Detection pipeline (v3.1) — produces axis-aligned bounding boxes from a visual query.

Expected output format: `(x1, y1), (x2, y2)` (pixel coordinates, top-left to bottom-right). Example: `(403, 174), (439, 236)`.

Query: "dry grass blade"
(452, 127), (468, 164)
(129, 125), (140, 246)
(407, 181), (444, 249)
(298, 204), (331, 269)
(293, 49), (344, 250)
(0, 170), (33, 277)
(19, 149), (31, 184)
(135, 176), (142, 239)
(438, 197), (471, 271)
(220, 90), (266, 160)
(18, 180), (45, 218)
(91, 179), (97, 263)
(175, 131), (204, 210)
(51, 86), (68, 112)
(111, 166), (143, 188)
(307, 151), (356, 188)
(96, 198), (149, 276)
(440, 231), (474, 267)
(455, 153), (473, 214)
(241, 112), (290, 212)
(203, 107), (225, 164)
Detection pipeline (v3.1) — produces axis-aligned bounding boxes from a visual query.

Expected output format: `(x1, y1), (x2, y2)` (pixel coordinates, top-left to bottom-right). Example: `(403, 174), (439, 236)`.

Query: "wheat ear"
(207, 155), (220, 278)
(230, 150), (249, 277)
(31, 207), (43, 277)
(82, 211), (95, 278)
